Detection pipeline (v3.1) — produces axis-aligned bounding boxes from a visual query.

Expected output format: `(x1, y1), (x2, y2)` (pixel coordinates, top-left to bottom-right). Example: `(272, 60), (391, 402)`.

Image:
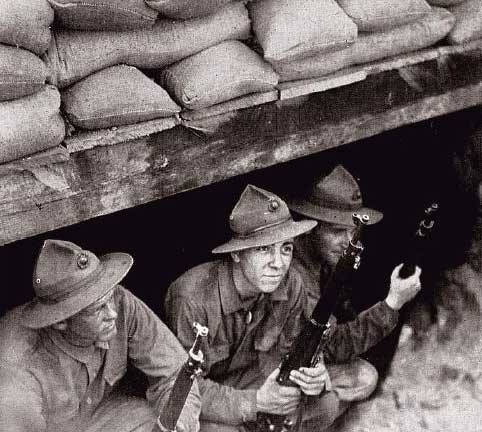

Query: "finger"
(278, 385), (301, 397)
(298, 365), (327, 377)
(289, 374), (326, 392)
(267, 368), (281, 381)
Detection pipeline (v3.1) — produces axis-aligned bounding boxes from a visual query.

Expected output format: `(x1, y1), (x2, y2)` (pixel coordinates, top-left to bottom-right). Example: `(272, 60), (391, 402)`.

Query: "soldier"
(166, 184), (421, 432)
(0, 239), (201, 432)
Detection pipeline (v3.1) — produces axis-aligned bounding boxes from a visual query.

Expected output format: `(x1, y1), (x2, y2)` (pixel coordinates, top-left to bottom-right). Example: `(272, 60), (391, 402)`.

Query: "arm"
(123, 291), (201, 432)
(323, 264), (422, 363)
(0, 364), (46, 432)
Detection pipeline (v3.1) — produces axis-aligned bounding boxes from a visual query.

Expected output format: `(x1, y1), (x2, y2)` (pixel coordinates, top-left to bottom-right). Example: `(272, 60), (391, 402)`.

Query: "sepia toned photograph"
(0, 1), (482, 431)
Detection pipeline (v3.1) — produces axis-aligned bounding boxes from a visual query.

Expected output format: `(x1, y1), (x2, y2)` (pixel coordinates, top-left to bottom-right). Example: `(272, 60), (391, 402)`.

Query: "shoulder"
(0, 305), (40, 365)
(168, 260), (221, 299)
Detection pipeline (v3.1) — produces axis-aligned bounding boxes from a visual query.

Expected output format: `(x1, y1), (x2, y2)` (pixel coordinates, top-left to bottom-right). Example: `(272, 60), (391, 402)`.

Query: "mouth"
(104, 322), (116, 333)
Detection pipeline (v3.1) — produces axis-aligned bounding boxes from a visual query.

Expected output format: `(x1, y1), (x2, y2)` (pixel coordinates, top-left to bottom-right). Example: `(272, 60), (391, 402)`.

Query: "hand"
(289, 361), (330, 396)
(256, 368), (301, 415)
(385, 264), (422, 310)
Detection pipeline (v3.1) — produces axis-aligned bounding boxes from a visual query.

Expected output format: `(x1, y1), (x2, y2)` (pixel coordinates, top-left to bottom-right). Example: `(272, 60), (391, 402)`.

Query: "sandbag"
(0, 0), (53, 55)
(45, 2), (251, 89)
(146, 0), (236, 19)
(275, 8), (455, 82)
(337, 0), (432, 32)
(0, 45), (49, 102)
(0, 86), (65, 164)
(446, 0), (482, 44)
(48, 0), (158, 31)
(427, 0), (466, 5)
(249, 0), (358, 63)
(62, 65), (180, 130)
(160, 41), (279, 110)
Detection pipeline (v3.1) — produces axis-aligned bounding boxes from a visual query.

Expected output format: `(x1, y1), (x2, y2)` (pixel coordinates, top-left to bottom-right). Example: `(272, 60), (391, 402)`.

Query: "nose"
(104, 301), (118, 320)
(269, 247), (283, 269)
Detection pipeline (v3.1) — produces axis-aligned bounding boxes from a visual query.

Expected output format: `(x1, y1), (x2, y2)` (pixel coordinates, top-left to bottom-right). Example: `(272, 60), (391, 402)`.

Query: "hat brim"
(288, 199), (383, 226)
(212, 219), (317, 254)
(21, 252), (133, 329)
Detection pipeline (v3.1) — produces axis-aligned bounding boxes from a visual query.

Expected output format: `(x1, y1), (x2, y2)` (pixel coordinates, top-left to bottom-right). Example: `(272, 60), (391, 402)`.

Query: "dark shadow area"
(1, 104), (480, 379)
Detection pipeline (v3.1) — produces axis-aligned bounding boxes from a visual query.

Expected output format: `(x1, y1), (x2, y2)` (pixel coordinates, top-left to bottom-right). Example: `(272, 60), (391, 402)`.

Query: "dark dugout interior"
(1, 105), (480, 379)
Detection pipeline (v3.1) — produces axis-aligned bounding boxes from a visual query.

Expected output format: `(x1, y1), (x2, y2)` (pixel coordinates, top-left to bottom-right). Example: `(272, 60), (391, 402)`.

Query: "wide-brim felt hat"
(21, 240), (133, 329)
(212, 185), (317, 254)
(287, 165), (383, 226)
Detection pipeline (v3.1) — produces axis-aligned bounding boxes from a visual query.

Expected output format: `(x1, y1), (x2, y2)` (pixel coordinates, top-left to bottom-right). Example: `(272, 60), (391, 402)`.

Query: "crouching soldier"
(165, 184), (419, 432)
(0, 240), (201, 432)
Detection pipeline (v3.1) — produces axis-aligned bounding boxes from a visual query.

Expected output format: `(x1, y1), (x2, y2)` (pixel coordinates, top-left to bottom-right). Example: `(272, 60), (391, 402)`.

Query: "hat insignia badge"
(269, 200), (279, 212)
(77, 253), (89, 269)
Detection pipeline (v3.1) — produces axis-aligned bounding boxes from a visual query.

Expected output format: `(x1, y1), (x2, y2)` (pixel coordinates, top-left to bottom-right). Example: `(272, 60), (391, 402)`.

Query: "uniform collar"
(43, 327), (104, 365)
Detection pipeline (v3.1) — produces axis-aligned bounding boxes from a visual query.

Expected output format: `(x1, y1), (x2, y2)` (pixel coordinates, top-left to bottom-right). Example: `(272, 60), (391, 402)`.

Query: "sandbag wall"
(0, 0), (481, 163)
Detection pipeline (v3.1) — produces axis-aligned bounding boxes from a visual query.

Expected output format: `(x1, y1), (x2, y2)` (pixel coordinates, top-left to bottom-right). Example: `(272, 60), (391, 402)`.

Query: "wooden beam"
(0, 45), (481, 245)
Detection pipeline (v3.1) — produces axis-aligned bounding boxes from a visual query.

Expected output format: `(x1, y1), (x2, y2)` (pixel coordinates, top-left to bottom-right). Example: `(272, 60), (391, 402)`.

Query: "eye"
(281, 243), (293, 254)
(255, 246), (269, 253)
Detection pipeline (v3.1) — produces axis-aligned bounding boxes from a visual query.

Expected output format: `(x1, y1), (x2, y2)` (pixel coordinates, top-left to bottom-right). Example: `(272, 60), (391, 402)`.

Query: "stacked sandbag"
(446, 0), (482, 44)
(46, 2), (251, 89)
(0, 0), (65, 164)
(337, 0), (432, 32)
(426, 0), (466, 5)
(146, 0), (237, 19)
(275, 8), (455, 82)
(62, 65), (180, 130)
(0, 86), (65, 164)
(159, 41), (279, 110)
(48, 0), (158, 30)
(249, 0), (358, 64)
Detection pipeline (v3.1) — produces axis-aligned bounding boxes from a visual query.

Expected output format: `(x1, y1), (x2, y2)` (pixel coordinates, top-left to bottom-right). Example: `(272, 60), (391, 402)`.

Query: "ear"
(51, 320), (68, 331)
(230, 252), (240, 263)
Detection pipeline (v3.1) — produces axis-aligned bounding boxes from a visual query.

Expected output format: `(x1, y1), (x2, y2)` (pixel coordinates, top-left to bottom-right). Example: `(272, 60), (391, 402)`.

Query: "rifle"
(398, 203), (439, 279)
(256, 213), (370, 432)
(152, 322), (208, 432)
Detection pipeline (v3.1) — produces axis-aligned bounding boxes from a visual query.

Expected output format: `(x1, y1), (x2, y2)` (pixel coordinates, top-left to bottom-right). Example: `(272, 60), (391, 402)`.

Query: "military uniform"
(166, 259), (399, 432)
(0, 285), (201, 432)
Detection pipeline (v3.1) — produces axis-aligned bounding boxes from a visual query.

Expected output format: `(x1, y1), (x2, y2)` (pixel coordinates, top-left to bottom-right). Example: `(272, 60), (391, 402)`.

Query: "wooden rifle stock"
(398, 203), (439, 279)
(256, 213), (369, 432)
(152, 322), (208, 432)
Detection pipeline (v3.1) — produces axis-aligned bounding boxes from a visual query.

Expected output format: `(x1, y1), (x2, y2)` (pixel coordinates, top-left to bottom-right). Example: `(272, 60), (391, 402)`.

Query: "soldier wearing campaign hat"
(0, 240), (201, 432)
(286, 165), (422, 318)
(165, 184), (398, 432)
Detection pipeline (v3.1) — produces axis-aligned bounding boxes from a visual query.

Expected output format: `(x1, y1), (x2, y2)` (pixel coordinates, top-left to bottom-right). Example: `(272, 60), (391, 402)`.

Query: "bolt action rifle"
(397, 203), (439, 279)
(152, 322), (208, 432)
(256, 213), (370, 432)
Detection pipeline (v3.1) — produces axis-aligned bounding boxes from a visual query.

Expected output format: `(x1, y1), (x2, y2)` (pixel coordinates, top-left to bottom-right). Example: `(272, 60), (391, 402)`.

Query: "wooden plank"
(64, 116), (180, 153)
(0, 146), (69, 176)
(277, 70), (367, 100)
(0, 43), (481, 245)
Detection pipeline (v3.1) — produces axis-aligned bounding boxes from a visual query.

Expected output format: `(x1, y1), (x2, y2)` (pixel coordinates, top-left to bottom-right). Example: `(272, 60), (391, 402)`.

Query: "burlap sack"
(249, 0), (357, 63)
(447, 0), (482, 44)
(62, 65), (180, 130)
(0, 45), (49, 102)
(337, 0), (432, 32)
(48, 0), (158, 31)
(146, 0), (235, 19)
(45, 2), (251, 89)
(0, 0), (53, 56)
(0, 85), (65, 164)
(276, 7), (455, 82)
(160, 41), (279, 110)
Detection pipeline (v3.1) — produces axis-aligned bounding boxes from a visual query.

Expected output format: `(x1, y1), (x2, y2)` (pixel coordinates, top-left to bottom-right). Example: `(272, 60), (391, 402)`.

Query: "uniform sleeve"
(123, 291), (201, 432)
(323, 301), (399, 363)
(0, 363), (46, 432)
(166, 289), (258, 425)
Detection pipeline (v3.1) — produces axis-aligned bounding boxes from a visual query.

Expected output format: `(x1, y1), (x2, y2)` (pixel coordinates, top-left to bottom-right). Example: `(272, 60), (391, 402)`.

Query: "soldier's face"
(65, 289), (118, 345)
(313, 222), (355, 268)
(234, 239), (294, 295)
